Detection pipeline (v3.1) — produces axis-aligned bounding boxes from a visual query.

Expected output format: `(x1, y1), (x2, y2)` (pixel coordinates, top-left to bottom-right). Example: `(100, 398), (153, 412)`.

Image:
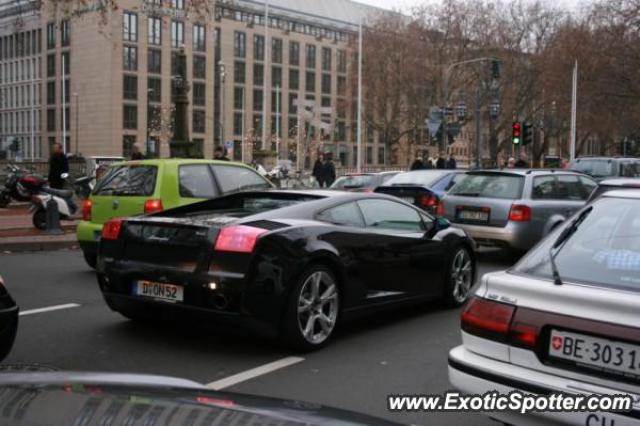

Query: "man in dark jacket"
(514, 152), (529, 168)
(446, 154), (457, 169)
(436, 151), (447, 169)
(312, 154), (325, 187)
(131, 144), (145, 160)
(48, 143), (69, 189)
(323, 153), (336, 187)
(214, 146), (230, 161)
(410, 157), (424, 170)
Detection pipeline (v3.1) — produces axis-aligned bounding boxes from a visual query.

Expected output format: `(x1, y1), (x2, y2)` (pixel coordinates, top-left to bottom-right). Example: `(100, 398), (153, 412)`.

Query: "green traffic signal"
(513, 137), (520, 145)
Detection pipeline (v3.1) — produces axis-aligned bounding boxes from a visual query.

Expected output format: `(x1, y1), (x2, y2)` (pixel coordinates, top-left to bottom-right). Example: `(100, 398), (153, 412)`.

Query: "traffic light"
(512, 121), (521, 145)
(522, 122), (534, 146)
(491, 60), (500, 79)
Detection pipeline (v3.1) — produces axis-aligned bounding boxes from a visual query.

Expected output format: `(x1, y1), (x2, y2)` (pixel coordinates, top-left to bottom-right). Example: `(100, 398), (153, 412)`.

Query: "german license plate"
(134, 280), (183, 302)
(549, 329), (640, 379)
(458, 210), (489, 222)
(401, 196), (414, 203)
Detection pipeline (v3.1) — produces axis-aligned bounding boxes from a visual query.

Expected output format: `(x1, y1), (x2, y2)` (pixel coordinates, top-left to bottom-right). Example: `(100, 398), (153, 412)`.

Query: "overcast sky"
(356, 0), (584, 13)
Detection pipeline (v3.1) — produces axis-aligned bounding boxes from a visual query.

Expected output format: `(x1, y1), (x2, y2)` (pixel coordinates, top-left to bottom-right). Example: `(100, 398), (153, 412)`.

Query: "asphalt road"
(0, 248), (515, 426)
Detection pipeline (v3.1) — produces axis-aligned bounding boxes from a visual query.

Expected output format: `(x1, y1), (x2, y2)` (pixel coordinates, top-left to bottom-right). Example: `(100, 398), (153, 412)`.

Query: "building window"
(305, 71), (315, 92)
(289, 41), (299, 66)
(171, 51), (180, 75)
(253, 34), (264, 61)
(366, 146), (373, 164)
(272, 38), (282, 64)
(148, 49), (161, 74)
(253, 64), (264, 86)
(306, 44), (316, 69)
(234, 31), (246, 58)
(46, 54), (55, 77)
(337, 50), (346, 73)
(321, 74), (331, 94)
(193, 24), (205, 52)
(289, 69), (299, 90)
(192, 109), (205, 133)
(192, 82), (205, 106)
(378, 146), (386, 165)
(47, 108), (55, 131)
(123, 135), (136, 158)
(336, 121), (346, 141)
(322, 47), (331, 71)
(253, 90), (262, 112)
(193, 55), (206, 79)
(234, 86), (243, 110)
(171, 0), (184, 9)
(46, 23), (55, 49)
(61, 20), (70, 47)
(123, 75), (137, 100)
(171, 20), (184, 48)
(148, 16), (161, 46)
(289, 93), (299, 114)
(123, 12), (138, 42)
(123, 105), (137, 129)
(62, 107), (70, 131)
(61, 52), (70, 75)
(148, 77), (161, 102)
(337, 76), (346, 96)
(272, 66), (282, 88)
(234, 61), (245, 84)
(123, 46), (137, 71)
(46, 81), (55, 105)
(233, 112), (242, 135)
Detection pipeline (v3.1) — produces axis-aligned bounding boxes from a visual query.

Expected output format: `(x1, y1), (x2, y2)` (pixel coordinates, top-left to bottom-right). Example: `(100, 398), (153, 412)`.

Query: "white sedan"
(449, 189), (640, 426)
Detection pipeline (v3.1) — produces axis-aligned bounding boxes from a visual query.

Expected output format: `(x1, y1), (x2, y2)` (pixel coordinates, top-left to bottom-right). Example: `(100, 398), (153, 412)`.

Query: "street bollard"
(45, 197), (64, 235)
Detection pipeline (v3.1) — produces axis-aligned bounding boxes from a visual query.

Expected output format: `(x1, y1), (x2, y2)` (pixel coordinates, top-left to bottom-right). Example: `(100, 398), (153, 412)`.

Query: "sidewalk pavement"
(0, 205), (79, 252)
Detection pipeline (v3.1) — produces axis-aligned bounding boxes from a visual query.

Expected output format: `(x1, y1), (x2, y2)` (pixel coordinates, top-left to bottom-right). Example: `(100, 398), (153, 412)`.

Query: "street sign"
(427, 121), (441, 138)
(224, 140), (234, 149)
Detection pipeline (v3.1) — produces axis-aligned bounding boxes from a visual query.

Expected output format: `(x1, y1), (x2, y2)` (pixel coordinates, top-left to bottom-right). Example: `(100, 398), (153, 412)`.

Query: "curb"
(0, 235), (78, 253)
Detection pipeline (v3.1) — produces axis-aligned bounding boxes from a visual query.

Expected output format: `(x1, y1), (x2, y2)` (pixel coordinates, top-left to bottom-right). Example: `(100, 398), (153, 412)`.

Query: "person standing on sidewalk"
(131, 144), (145, 160)
(312, 154), (325, 187)
(48, 143), (69, 189)
(323, 153), (336, 188)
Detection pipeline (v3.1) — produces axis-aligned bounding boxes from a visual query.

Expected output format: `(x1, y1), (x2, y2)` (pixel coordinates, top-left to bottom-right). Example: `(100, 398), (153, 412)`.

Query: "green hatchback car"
(77, 159), (272, 268)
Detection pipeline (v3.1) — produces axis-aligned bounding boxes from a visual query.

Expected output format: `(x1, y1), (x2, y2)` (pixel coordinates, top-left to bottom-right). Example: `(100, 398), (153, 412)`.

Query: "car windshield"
(449, 173), (524, 199)
(331, 175), (375, 189)
(93, 165), (157, 196)
(385, 170), (448, 187)
(513, 196), (640, 292)
(570, 160), (615, 178)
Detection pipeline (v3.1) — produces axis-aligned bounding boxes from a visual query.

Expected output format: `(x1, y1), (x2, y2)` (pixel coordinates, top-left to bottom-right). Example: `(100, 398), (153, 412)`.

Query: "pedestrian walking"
(436, 151), (447, 169)
(323, 153), (336, 188)
(410, 157), (424, 170)
(214, 146), (230, 161)
(312, 154), (325, 187)
(48, 143), (69, 190)
(507, 157), (516, 169)
(446, 154), (457, 170)
(514, 152), (528, 168)
(131, 144), (145, 160)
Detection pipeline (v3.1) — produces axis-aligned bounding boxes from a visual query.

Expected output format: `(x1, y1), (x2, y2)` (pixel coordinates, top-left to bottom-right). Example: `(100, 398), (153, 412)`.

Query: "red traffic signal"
(512, 121), (521, 144)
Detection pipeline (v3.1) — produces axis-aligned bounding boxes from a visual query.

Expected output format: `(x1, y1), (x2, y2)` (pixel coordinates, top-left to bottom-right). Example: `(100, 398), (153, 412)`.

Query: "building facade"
(0, 0), (396, 167)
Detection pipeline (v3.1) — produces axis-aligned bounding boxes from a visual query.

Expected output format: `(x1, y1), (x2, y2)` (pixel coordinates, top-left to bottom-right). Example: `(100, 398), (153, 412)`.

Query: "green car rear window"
(93, 165), (157, 196)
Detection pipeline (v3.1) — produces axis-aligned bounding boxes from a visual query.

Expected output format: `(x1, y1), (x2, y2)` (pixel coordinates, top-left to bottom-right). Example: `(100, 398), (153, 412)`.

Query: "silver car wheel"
(297, 271), (339, 345)
(451, 249), (473, 304)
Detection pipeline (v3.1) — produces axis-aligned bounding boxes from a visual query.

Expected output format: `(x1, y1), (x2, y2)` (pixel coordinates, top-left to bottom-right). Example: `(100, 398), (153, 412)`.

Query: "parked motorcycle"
(72, 175), (94, 200)
(0, 164), (44, 208)
(30, 173), (78, 230)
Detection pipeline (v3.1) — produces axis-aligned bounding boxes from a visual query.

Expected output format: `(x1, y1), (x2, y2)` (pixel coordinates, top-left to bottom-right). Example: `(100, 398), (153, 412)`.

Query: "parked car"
(330, 171), (400, 192)
(77, 159), (272, 269)
(449, 189), (640, 426)
(0, 372), (401, 426)
(97, 190), (476, 350)
(569, 156), (640, 181)
(438, 169), (597, 251)
(587, 177), (640, 202)
(374, 170), (464, 214)
(0, 275), (18, 362)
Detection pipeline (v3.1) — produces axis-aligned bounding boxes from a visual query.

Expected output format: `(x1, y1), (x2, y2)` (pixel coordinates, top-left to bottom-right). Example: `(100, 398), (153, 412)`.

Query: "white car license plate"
(134, 281), (183, 303)
(401, 196), (414, 203)
(549, 329), (640, 379)
(458, 210), (489, 222)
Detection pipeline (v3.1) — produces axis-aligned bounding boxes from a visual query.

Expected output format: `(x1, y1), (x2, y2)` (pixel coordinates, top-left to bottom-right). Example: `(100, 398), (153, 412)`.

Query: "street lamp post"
(146, 88), (154, 157)
(73, 92), (79, 155)
(218, 61), (226, 150)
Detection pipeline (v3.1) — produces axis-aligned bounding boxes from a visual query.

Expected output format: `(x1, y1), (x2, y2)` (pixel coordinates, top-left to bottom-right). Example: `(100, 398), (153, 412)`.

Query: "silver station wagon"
(438, 170), (598, 251)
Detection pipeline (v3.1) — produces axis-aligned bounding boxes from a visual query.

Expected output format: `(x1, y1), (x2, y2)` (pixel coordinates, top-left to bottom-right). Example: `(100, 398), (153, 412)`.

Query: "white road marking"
(205, 356), (305, 390)
(19, 303), (81, 316)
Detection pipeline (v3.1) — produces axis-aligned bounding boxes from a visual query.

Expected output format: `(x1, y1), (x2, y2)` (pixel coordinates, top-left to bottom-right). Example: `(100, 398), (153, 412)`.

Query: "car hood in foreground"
(0, 372), (402, 426)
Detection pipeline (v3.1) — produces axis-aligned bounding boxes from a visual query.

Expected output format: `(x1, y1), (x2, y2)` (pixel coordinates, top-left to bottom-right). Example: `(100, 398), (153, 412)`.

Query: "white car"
(449, 189), (640, 425)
